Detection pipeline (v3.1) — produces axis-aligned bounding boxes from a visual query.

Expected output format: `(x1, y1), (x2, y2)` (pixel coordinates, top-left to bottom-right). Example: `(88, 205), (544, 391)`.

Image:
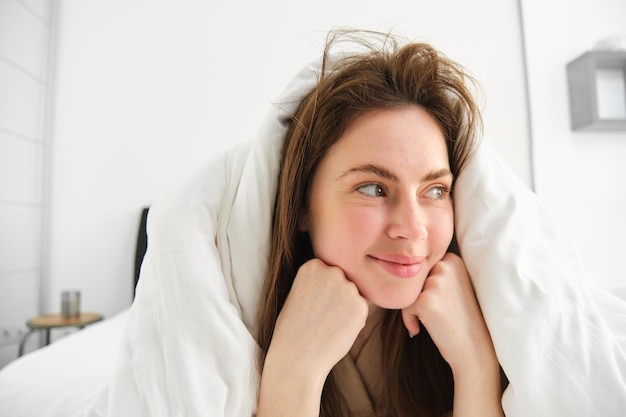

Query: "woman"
(256, 30), (504, 416)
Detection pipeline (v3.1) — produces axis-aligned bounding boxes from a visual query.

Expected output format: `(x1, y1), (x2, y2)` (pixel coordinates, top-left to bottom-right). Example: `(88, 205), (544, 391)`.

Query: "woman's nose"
(386, 196), (428, 241)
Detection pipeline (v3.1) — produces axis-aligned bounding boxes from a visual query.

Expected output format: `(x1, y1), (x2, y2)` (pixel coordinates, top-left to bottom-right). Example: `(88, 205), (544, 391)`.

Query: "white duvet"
(0, 309), (130, 417)
(83, 56), (625, 416)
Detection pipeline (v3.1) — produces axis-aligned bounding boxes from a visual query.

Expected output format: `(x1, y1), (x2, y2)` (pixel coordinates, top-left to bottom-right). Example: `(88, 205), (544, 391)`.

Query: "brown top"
(333, 322), (454, 417)
(333, 319), (387, 417)
(27, 312), (104, 329)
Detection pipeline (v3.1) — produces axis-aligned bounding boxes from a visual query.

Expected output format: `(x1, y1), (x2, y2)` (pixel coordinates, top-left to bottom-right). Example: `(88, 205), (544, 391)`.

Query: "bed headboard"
(133, 207), (149, 299)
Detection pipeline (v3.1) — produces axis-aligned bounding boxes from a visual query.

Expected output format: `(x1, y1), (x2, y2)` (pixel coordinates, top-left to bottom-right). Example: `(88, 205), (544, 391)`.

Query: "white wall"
(48, 0), (529, 319)
(0, 0), (53, 367)
(521, 0), (626, 288)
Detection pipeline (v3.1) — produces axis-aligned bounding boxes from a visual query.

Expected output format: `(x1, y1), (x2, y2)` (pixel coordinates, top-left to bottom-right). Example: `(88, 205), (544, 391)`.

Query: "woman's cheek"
(313, 206), (382, 266)
(343, 206), (384, 237)
(433, 209), (455, 256)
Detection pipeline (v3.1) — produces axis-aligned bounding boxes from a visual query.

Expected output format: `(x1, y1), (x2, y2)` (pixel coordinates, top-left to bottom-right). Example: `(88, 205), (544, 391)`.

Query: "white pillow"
(454, 140), (626, 417)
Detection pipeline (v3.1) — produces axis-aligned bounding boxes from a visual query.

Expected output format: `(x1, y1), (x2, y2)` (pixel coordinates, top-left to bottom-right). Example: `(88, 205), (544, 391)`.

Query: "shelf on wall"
(566, 50), (626, 131)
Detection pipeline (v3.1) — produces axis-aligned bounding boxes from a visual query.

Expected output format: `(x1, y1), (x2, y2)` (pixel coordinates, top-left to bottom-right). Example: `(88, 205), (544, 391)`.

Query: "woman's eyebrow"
(423, 168), (454, 182)
(339, 163), (399, 182)
(339, 164), (453, 183)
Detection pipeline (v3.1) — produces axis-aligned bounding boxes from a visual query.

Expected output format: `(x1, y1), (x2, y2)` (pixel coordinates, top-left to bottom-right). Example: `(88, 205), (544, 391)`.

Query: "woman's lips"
(368, 254), (425, 278)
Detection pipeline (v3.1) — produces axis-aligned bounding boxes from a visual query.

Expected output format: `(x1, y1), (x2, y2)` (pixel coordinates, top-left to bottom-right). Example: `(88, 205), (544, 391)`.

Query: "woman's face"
(301, 106), (454, 309)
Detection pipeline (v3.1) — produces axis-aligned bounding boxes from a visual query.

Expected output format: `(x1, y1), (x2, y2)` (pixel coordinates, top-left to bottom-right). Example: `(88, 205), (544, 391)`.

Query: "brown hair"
(256, 29), (482, 416)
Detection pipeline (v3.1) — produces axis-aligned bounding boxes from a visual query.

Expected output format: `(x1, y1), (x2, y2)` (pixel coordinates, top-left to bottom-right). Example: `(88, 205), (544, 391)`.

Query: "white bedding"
(0, 309), (129, 417)
(455, 141), (626, 415)
(1, 52), (625, 417)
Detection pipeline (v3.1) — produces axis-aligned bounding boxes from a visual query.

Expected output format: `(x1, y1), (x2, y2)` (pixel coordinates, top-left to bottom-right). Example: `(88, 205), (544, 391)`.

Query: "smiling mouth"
(368, 254), (425, 278)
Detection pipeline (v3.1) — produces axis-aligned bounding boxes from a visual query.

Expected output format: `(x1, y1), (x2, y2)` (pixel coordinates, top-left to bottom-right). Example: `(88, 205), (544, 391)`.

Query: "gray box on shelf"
(566, 50), (626, 131)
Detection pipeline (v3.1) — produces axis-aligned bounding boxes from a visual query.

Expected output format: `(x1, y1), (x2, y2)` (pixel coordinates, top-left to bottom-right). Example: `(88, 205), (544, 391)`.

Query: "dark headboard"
(133, 207), (149, 298)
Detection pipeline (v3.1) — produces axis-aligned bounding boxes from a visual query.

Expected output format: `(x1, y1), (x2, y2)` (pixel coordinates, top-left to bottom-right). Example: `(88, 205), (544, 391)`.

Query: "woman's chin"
(366, 290), (420, 310)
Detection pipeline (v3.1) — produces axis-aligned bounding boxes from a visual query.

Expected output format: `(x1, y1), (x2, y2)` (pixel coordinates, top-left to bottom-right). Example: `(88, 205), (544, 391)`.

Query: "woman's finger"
(401, 307), (421, 337)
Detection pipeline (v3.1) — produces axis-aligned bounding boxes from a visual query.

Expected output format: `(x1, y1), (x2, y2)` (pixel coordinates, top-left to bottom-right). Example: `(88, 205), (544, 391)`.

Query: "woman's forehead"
(320, 106), (449, 173)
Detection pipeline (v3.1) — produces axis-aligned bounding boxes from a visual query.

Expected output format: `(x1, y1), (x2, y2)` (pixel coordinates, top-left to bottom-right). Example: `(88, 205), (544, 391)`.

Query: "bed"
(0, 309), (130, 417)
(0, 208), (147, 417)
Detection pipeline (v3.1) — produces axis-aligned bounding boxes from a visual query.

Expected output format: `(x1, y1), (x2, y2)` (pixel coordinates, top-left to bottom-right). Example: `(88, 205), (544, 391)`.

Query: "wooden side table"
(18, 312), (104, 357)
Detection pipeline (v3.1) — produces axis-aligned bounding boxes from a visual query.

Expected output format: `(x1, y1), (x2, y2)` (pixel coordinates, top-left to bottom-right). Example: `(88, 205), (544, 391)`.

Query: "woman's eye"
(358, 183), (385, 197)
(425, 186), (449, 200)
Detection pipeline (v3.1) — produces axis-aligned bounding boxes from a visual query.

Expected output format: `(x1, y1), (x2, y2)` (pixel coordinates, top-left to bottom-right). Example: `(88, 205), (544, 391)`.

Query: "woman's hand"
(401, 252), (494, 370)
(257, 258), (369, 417)
(401, 253), (503, 417)
(270, 258), (369, 378)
